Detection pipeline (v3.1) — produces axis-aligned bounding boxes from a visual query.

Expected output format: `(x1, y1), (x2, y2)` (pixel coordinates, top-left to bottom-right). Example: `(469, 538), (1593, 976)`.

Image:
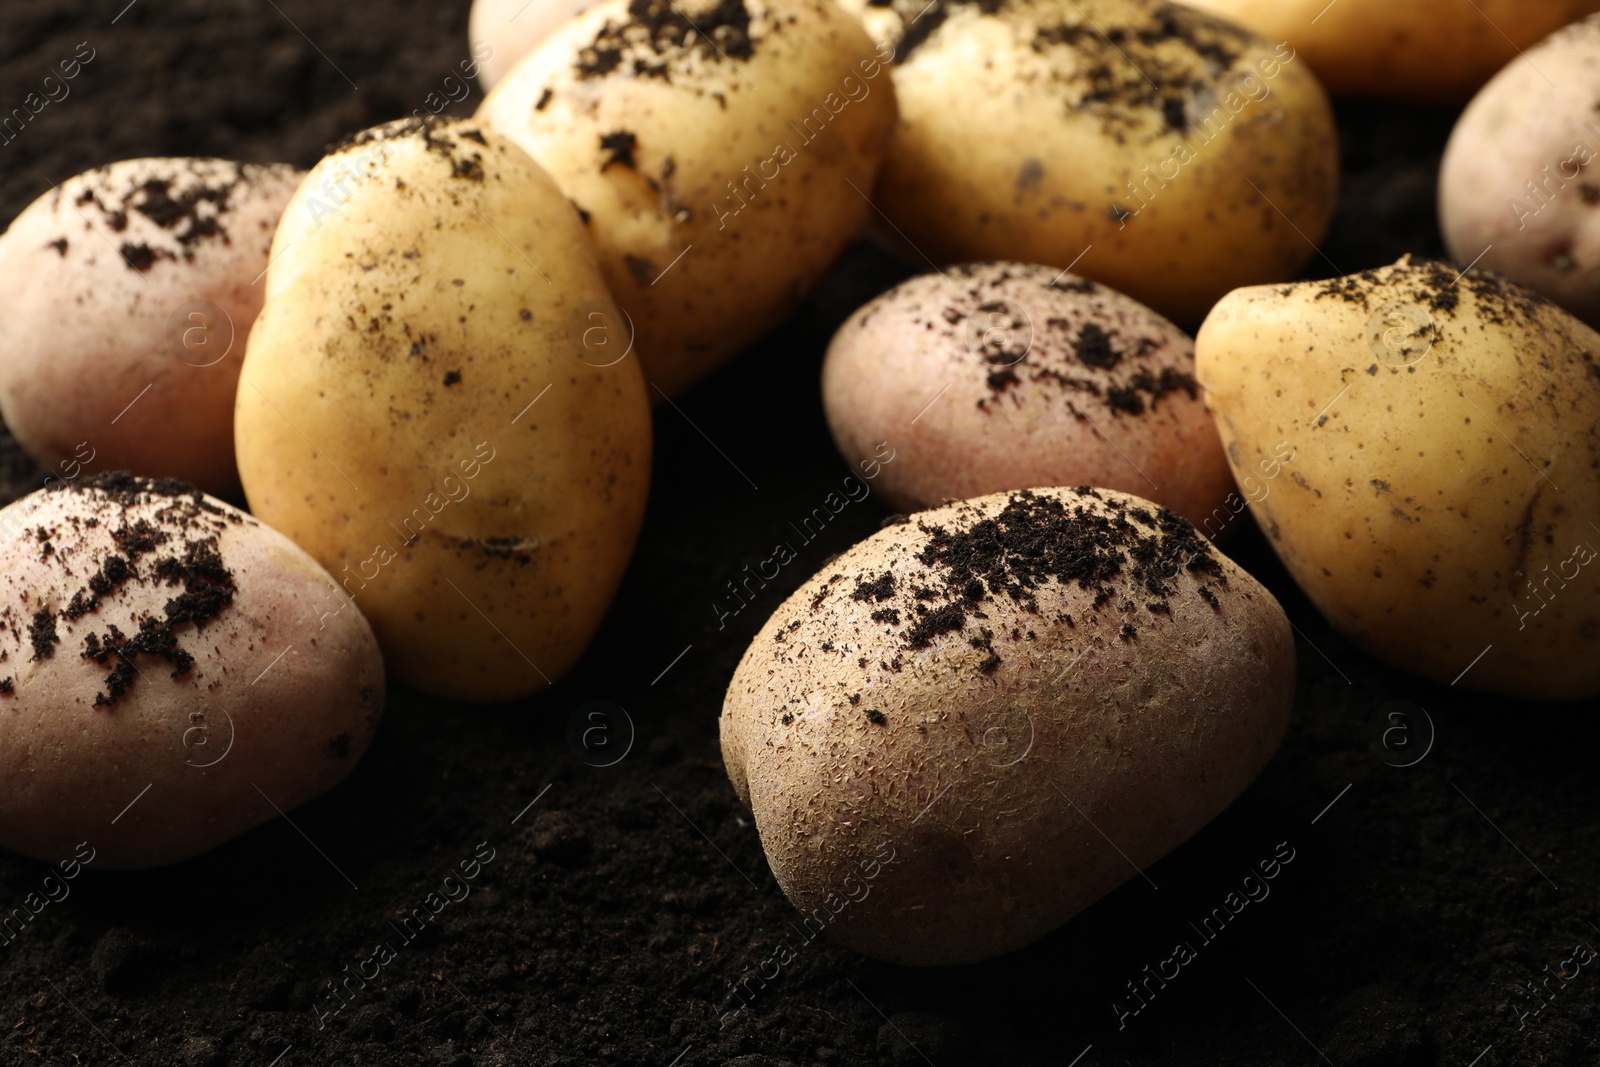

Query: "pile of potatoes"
(0, 0), (1594, 969)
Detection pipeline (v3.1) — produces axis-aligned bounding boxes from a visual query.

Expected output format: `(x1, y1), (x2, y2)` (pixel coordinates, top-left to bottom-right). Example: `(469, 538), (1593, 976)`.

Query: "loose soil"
(0, 3), (1595, 1066)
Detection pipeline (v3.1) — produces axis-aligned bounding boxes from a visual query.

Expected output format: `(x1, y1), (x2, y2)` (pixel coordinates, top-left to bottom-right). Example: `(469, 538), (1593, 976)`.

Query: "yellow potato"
(235, 117), (652, 703)
(1196, 257), (1600, 699)
(478, 0), (898, 396)
(722, 487), (1295, 965)
(841, 0), (1338, 324)
(1178, 0), (1600, 104)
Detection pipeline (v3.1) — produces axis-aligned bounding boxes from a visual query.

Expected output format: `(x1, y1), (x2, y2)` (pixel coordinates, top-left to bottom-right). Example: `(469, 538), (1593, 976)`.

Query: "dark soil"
(1, 3), (1597, 1066)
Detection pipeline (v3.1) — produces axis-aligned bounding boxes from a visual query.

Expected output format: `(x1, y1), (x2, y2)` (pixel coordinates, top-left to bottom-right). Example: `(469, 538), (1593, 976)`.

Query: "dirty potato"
(722, 487), (1295, 964)
(234, 117), (651, 703)
(1196, 257), (1600, 699)
(840, 0), (1338, 324)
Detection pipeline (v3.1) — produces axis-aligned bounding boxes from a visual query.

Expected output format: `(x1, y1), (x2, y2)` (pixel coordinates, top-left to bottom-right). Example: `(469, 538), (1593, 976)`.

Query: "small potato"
(721, 487), (1295, 965)
(1196, 257), (1600, 699)
(840, 0), (1338, 324)
(823, 262), (1234, 528)
(469, 0), (603, 90)
(1440, 15), (1600, 326)
(0, 159), (302, 495)
(1178, 0), (1600, 104)
(0, 472), (384, 869)
(478, 0), (898, 396)
(235, 117), (651, 703)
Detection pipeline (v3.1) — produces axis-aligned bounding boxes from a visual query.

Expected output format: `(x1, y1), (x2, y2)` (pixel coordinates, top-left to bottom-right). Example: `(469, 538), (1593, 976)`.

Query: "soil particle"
(334, 115), (486, 183)
(27, 609), (57, 661)
(886, 0), (1252, 142)
(14, 473), (243, 706)
(834, 490), (1223, 674)
(120, 242), (165, 271)
(600, 130), (639, 170)
(1314, 255), (1553, 328)
(576, 0), (756, 83)
(1072, 322), (1121, 369)
(69, 160), (267, 270)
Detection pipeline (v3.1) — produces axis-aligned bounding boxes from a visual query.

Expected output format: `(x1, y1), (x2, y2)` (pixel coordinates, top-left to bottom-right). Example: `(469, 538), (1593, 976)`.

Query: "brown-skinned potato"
(721, 486), (1295, 965)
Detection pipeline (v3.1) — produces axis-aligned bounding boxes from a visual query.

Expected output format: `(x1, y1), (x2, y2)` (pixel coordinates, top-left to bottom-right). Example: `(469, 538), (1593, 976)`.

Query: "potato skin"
(1440, 15), (1600, 327)
(844, 0), (1337, 325)
(234, 117), (651, 703)
(822, 262), (1234, 526)
(0, 474), (383, 869)
(721, 487), (1294, 965)
(1180, 0), (1600, 104)
(0, 159), (301, 495)
(469, 0), (600, 90)
(1195, 258), (1600, 699)
(478, 0), (898, 396)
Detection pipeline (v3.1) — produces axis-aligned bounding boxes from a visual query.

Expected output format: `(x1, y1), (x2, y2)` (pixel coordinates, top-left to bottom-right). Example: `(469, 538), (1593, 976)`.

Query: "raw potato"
(0, 159), (302, 495)
(1196, 257), (1600, 699)
(822, 262), (1234, 527)
(0, 473), (384, 869)
(235, 117), (651, 703)
(1178, 0), (1600, 104)
(842, 0), (1338, 325)
(1440, 15), (1600, 326)
(478, 0), (898, 396)
(721, 487), (1295, 965)
(469, 0), (602, 90)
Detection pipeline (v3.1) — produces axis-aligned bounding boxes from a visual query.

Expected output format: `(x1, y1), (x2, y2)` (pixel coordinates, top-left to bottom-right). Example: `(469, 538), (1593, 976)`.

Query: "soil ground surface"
(0, 2), (1596, 1066)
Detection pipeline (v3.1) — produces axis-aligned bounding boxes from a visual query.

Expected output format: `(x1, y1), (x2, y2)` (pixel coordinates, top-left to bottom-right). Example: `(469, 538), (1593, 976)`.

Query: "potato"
(0, 159), (302, 495)
(1440, 15), (1600, 326)
(234, 117), (651, 703)
(0, 472), (383, 869)
(823, 262), (1233, 527)
(1195, 257), (1600, 699)
(839, 0), (1338, 325)
(477, 0), (898, 396)
(721, 486), (1295, 965)
(469, 0), (602, 90)
(1178, 0), (1600, 104)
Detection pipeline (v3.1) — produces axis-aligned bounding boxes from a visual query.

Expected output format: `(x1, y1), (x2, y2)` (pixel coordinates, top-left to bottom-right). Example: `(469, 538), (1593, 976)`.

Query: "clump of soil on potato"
(833, 489), (1225, 670)
(12, 473), (243, 707)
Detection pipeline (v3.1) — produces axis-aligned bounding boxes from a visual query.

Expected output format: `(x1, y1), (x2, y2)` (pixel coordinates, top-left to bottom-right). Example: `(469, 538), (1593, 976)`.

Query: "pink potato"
(0, 159), (302, 496)
(721, 487), (1296, 965)
(1439, 15), (1600, 327)
(0, 473), (384, 869)
(822, 263), (1236, 528)
(468, 0), (603, 90)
